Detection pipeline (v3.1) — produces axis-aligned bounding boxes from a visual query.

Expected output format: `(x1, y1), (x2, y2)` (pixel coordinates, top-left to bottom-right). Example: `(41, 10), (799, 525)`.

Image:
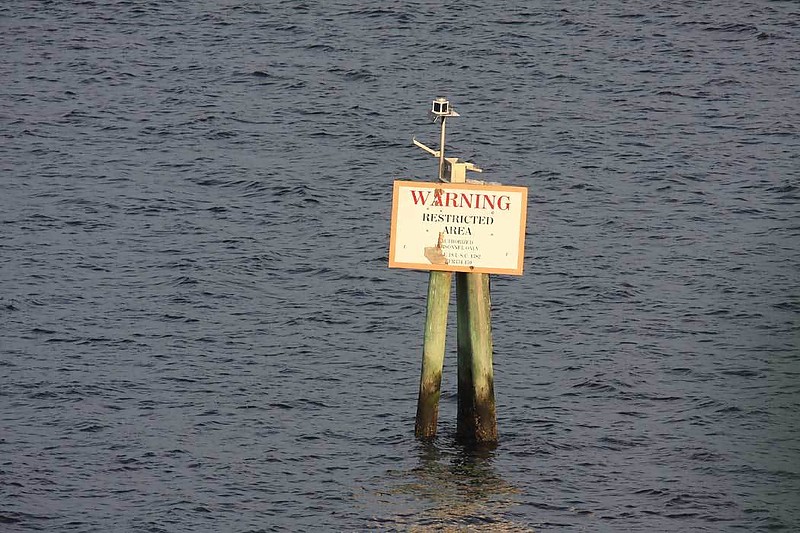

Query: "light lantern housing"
(431, 97), (449, 116)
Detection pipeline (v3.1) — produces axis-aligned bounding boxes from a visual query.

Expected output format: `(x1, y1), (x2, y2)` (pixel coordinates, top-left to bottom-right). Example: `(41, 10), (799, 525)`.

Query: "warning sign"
(389, 180), (527, 275)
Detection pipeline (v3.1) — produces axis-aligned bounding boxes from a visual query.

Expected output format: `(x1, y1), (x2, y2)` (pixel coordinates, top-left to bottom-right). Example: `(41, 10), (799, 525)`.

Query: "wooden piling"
(414, 269), (453, 439)
(456, 272), (497, 445)
(409, 98), (510, 443)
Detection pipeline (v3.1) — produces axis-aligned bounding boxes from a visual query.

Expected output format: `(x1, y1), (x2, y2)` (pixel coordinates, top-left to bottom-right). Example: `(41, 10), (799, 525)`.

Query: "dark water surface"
(2, 1), (798, 531)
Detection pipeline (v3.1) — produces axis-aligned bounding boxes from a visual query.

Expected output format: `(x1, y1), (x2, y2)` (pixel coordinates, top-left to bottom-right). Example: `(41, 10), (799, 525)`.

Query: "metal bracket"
(413, 137), (440, 157)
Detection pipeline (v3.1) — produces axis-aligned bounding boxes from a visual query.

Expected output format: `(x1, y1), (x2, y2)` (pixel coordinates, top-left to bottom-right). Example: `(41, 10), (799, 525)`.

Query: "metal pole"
(438, 116), (446, 182)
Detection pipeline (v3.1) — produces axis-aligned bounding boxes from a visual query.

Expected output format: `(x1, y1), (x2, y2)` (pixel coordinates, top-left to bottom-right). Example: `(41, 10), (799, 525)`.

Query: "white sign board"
(389, 180), (527, 275)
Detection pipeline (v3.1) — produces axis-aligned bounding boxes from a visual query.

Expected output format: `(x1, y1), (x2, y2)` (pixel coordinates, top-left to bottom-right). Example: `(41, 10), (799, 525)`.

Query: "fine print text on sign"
(389, 180), (528, 275)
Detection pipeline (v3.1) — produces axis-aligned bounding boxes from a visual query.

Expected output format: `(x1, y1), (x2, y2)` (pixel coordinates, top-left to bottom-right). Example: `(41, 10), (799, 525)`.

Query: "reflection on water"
(378, 439), (532, 532)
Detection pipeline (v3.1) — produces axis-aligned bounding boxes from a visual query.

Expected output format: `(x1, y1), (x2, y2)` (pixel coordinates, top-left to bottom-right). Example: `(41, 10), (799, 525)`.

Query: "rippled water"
(1, 1), (798, 531)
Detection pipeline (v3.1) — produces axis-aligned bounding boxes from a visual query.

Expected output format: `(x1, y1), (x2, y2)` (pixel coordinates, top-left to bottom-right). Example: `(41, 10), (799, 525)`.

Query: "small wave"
(702, 23), (758, 34)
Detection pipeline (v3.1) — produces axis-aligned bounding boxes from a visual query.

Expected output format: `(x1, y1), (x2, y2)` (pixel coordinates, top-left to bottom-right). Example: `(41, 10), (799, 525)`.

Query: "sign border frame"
(389, 180), (528, 276)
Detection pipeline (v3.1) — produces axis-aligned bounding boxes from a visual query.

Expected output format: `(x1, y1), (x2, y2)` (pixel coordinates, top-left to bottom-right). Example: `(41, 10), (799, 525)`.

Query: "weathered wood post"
(414, 269), (451, 438)
(444, 118), (497, 446)
(414, 104), (452, 439)
(456, 272), (497, 444)
(389, 98), (527, 445)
